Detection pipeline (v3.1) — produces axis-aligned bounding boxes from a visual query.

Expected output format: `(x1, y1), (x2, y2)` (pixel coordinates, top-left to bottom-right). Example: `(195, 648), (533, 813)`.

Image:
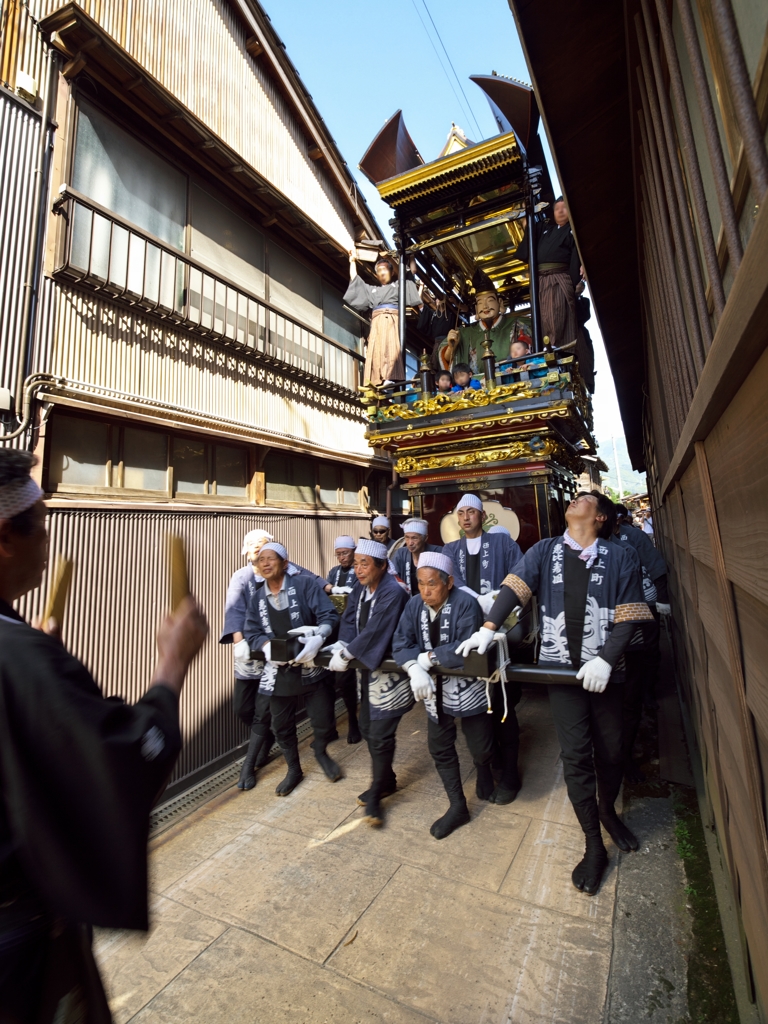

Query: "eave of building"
(40, 3), (382, 278)
(507, 0), (646, 469)
(233, 0), (381, 242)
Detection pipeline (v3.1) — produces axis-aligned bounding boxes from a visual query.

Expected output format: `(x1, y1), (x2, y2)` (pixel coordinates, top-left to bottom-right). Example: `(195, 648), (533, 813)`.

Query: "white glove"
(455, 626), (497, 658)
(656, 602), (671, 617)
(233, 638), (251, 665)
(576, 656), (612, 693)
(262, 641), (287, 666)
(328, 648), (351, 672)
(331, 586), (353, 595)
(476, 592), (497, 616)
(417, 651), (435, 671)
(289, 625), (320, 637)
(408, 663), (435, 701)
(293, 632), (325, 665)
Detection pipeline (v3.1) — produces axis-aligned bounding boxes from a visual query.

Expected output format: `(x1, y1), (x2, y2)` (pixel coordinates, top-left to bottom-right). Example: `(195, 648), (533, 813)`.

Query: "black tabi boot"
(431, 765), (470, 840)
(598, 799), (639, 852)
(275, 742), (304, 796)
(254, 730), (274, 769)
(346, 703), (362, 745)
(357, 773), (397, 806)
(237, 731), (267, 791)
(314, 744), (342, 783)
(475, 763), (495, 801)
(571, 800), (609, 895)
(490, 747), (521, 804)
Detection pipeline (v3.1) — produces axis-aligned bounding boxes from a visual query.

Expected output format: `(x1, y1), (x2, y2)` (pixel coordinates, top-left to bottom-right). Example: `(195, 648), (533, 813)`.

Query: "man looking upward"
(392, 518), (443, 596)
(458, 492), (651, 895)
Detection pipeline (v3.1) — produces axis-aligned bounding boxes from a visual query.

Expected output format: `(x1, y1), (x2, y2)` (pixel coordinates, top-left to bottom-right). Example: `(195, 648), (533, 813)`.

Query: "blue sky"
(269, 0), (629, 455)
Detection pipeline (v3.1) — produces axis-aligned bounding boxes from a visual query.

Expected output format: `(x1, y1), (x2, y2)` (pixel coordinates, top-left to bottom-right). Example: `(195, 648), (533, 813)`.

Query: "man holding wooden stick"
(0, 449), (207, 1023)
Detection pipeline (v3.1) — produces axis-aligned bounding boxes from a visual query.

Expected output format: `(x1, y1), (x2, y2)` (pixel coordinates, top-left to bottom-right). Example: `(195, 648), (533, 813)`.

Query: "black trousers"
(270, 678), (336, 751)
(233, 677), (272, 736)
(623, 616), (661, 761)
(334, 668), (358, 704)
(548, 682), (624, 810)
(491, 681), (521, 777)
(427, 707), (494, 772)
(359, 676), (404, 792)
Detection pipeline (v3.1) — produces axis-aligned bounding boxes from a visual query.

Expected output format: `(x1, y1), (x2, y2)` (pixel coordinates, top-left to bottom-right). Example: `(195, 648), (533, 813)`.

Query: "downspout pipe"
(3, 44), (60, 442)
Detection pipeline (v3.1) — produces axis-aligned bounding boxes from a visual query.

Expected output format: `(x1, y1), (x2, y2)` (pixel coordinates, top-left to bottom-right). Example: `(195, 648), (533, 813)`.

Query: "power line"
(408, 0), (478, 136)
(420, 0), (484, 138)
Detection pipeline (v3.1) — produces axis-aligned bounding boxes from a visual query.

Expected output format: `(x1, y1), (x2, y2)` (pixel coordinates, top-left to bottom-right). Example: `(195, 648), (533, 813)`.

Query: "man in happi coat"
(459, 492), (652, 895)
(344, 253), (421, 385)
(328, 539), (411, 827)
(220, 529), (275, 791)
(325, 535), (362, 744)
(442, 494), (524, 804)
(513, 197), (582, 348)
(613, 501), (670, 778)
(391, 518), (443, 596)
(392, 551), (494, 840)
(0, 449), (207, 1022)
(245, 543), (340, 795)
(442, 268), (517, 372)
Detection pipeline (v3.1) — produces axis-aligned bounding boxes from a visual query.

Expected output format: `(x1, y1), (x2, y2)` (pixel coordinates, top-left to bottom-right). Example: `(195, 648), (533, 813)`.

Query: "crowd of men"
(220, 491), (669, 894)
(0, 443), (669, 1018)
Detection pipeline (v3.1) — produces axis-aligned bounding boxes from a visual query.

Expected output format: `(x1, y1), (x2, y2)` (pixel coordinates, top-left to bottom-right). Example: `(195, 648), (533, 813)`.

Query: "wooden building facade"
(508, 0), (768, 1013)
(0, 0), (390, 794)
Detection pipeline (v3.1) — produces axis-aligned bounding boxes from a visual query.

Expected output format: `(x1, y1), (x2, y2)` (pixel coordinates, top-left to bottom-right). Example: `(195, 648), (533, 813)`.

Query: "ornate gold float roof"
(375, 131), (523, 209)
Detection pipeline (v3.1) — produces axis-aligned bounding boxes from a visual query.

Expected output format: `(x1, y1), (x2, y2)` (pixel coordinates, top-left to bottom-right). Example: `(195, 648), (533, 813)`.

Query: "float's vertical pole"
(398, 219), (407, 364)
(526, 167), (541, 353)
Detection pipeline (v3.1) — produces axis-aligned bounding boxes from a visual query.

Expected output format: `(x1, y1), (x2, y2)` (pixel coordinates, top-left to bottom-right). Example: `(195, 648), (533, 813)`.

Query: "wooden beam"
(695, 440), (768, 906)
(661, 200), (768, 496)
(308, 146), (323, 161)
(62, 54), (87, 79)
(245, 36), (263, 57)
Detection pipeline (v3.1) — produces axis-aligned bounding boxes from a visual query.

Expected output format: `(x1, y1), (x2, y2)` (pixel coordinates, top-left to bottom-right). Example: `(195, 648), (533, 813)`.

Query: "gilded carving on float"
(394, 437), (556, 474)
(366, 379), (548, 421)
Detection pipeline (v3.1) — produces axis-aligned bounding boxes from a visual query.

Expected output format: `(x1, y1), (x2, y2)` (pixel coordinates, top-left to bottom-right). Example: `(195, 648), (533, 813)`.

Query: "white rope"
(480, 632), (511, 721)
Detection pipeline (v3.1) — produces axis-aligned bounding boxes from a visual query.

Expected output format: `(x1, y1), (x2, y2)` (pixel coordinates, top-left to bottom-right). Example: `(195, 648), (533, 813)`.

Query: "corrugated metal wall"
(16, 506), (370, 788)
(0, 92), (39, 397)
(35, 279), (370, 458)
(0, 0), (355, 249)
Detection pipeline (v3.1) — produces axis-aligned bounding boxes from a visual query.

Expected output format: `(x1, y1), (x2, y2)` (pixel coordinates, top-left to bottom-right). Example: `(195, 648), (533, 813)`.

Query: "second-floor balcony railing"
(53, 188), (363, 395)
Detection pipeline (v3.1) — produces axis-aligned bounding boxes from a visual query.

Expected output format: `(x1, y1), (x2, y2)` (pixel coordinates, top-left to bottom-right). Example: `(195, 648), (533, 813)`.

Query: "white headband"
(402, 519), (428, 537)
(259, 542), (288, 560)
(371, 515), (390, 529)
(242, 529), (273, 554)
(0, 476), (43, 519)
(417, 551), (453, 576)
(456, 494), (483, 512)
(488, 524), (510, 537)
(356, 538), (388, 560)
(334, 535), (355, 550)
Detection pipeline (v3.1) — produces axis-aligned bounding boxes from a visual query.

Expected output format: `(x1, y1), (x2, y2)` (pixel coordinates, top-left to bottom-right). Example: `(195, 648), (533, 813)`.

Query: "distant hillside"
(597, 436), (647, 497)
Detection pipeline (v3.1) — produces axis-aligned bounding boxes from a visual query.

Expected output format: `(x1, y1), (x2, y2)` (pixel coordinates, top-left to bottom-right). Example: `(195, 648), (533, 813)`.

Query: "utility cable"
(408, 0), (478, 135)
(420, 0), (484, 138)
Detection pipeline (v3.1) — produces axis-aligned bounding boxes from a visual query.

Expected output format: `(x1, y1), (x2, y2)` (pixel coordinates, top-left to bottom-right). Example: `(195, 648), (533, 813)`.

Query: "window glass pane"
(73, 100), (186, 250)
(173, 438), (207, 493)
(215, 445), (248, 497)
(265, 453), (315, 504)
(323, 283), (361, 351)
(123, 427), (168, 490)
(318, 463), (338, 504)
(190, 184), (265, 298)
(48, 415), (108, 487)
(342, 468), (359, 505)
(268, 244), (322, 331)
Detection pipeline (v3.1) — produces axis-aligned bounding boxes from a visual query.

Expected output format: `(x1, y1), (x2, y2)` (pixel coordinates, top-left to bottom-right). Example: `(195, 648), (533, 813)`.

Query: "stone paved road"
(94, 689), (625, 1024)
